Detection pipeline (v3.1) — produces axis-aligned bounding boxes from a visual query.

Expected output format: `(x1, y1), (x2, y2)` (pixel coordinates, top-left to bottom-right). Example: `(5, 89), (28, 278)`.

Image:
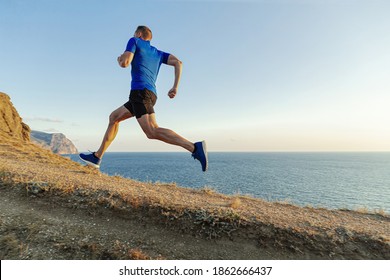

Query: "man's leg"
(136, 113), (195, 152)
(95, 105), (133, 158)
(79, 105), (133, 168)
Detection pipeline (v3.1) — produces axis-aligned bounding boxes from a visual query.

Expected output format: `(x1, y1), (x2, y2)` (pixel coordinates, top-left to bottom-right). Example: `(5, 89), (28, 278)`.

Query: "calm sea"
(67, 152), (390, 213)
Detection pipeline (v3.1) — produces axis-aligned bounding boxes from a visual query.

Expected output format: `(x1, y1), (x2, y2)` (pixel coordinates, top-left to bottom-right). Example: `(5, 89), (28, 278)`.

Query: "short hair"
(135, 25), (152, 40)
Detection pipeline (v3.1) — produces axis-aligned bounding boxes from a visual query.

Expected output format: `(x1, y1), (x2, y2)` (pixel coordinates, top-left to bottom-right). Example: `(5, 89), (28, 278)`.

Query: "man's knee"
(138, 114), (159, 139)
(145, 129), (157, 140)
(109, 110), (127, 124)
(144, 125), (162, 140)
(109, 112), (120, 124)
(109, 106), (131, 124)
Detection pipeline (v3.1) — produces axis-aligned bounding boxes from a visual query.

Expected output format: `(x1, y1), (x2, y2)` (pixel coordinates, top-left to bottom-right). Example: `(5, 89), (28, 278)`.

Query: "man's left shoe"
(192, 141), (208, 172)
(79, 152), (101, 168)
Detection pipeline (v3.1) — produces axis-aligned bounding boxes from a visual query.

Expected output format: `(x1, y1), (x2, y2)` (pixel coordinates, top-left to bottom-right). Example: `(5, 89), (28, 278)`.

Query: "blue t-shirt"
(125, 37), (170, 95)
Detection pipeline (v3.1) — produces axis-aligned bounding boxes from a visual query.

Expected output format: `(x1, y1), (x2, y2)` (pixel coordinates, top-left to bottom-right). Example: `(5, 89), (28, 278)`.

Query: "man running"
(79, 26), (208, 171)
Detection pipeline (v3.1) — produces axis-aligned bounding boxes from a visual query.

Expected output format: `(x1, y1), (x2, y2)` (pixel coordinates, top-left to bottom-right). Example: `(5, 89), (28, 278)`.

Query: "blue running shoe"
(192, 141), (208, 172)
(79, 152), (101, 168)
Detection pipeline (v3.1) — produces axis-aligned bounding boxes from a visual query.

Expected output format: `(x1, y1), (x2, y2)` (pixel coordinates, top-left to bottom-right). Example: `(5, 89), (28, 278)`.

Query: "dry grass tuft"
(199, 186), (216, 195)
(128, 249), (150, 260)
(229, 197), (241, 209)
(356, 206), (369, 214)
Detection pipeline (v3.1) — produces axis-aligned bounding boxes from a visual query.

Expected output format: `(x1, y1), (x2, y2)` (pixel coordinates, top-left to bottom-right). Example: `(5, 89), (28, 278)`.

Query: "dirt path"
(0, 185), (289, 260)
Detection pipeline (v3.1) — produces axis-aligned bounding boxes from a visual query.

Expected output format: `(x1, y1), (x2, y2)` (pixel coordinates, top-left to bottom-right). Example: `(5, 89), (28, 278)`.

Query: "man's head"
(134, 26), (152, 41)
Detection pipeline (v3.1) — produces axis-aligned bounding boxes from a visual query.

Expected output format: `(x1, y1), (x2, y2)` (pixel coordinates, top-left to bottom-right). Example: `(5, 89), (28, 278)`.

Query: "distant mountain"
(31, 130), (78, 155)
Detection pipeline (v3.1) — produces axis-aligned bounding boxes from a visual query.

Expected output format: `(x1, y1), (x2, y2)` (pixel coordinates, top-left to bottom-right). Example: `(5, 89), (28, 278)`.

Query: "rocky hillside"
(31, 130), (78, 154)
(0, 92), (30, 141)
(0, 91), (78, 154)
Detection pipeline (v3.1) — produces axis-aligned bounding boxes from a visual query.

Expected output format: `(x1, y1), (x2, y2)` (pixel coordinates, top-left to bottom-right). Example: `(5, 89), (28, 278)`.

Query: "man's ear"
(134, 31), (142, 38)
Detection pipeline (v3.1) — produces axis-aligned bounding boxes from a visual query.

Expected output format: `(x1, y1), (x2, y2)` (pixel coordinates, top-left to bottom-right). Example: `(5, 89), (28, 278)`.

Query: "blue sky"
(1, 0), (390, 152)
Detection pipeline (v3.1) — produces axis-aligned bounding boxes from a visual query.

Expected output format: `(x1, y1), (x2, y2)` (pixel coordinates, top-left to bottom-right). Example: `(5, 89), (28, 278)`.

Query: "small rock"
(26, 182), (48, 195)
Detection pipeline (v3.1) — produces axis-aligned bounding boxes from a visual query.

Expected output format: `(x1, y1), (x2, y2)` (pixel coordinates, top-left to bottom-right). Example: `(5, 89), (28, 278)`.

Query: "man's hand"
(168, 88), (177, 99)
(117, 51), (134, 68)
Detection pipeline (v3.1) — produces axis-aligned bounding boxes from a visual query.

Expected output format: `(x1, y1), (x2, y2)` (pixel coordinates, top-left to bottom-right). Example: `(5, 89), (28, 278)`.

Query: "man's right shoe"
(79, 152), (101, 168)
(192, 141), (208, 172)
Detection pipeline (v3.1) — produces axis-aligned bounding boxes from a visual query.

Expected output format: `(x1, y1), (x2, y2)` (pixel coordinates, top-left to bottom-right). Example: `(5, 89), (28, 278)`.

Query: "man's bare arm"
(117, 51), (134, 68)
(167, 54), (182, 99)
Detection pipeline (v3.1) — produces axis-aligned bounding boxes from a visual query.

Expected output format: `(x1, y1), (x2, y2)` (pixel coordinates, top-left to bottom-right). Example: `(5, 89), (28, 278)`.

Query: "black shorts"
(123, 89), (157, 119)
